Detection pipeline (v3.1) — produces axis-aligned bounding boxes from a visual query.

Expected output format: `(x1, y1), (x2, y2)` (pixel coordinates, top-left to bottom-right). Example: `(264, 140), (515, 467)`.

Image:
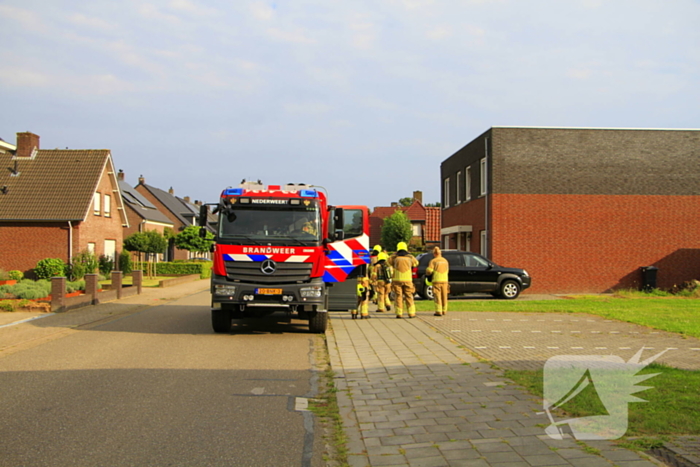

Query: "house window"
(87, 243), (96, 254)
(104, 194), (111, 218)
(480, 230), (487, 257)
(480, 158), (487, 196)
(93, 192), (101, 215)
(104, 239), (116, 261)
(456, 171), (462, 204)
(465, 166), (471, 201)
(412, 223), (422, 236)
(443, 177), (450, 208)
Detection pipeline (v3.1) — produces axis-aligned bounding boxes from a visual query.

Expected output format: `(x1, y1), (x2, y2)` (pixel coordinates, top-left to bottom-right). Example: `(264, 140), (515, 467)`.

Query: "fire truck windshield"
(218, 201), (321, 245)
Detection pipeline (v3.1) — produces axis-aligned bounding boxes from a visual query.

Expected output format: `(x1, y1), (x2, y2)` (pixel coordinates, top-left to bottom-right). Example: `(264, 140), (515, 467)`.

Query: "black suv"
(413, 250), (531, 300)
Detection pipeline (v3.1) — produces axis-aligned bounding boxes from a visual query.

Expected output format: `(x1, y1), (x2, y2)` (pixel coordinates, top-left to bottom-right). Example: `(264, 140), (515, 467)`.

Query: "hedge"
(132, 262), (212, 279)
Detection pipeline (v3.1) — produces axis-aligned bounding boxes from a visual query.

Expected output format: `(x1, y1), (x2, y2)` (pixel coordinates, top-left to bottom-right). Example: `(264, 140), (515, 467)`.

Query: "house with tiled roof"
(369, 191), (441, 251)
(117, 171), (175, 261)
(0, 132), (128, 276)
(134, 177), (209, 261)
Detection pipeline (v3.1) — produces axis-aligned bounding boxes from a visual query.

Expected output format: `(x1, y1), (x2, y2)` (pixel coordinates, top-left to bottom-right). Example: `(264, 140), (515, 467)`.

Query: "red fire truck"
(199, 181), (370, 333)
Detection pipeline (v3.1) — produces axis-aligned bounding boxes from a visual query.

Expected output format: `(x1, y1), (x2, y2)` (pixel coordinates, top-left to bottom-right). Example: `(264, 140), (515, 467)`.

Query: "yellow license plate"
(256, 288), (282, 295)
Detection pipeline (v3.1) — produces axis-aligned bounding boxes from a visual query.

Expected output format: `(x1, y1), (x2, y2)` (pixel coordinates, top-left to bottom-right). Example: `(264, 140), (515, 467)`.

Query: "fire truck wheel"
(212, 309), (232, 333)
(308, 312), (328, 333)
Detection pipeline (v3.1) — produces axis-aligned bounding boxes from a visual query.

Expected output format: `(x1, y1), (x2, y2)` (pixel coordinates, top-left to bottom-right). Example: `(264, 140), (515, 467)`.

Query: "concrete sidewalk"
(0, 280), (210, 355)
(327, 310), (678, 467)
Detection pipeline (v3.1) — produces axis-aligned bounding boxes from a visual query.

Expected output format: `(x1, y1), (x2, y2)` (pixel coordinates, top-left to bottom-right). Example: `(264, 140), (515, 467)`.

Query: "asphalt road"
(0, 289), (326, 467)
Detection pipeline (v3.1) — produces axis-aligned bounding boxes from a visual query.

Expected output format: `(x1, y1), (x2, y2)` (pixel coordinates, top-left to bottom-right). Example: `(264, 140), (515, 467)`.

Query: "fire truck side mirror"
(198, 205), (209, 227)
(334, 229), (345, 241)
(199, 227), (207, 239)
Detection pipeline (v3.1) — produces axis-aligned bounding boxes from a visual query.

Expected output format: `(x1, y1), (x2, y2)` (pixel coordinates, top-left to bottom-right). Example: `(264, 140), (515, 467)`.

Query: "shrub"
(99, 254), (114, 276)
(66, 280), (86, 293)
(67, 263), (85, 282)
(8, 270), (23, 281)
(35, 258), (66, 280)
(0, 301), (15, 311)
(10, 281), (51, 300)
(132, 261), (210, 278)
(118, 250), (132, 274)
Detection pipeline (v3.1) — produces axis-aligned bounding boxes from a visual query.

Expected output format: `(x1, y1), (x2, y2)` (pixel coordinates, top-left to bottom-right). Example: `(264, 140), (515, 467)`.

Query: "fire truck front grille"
(224, 261), (313, 284)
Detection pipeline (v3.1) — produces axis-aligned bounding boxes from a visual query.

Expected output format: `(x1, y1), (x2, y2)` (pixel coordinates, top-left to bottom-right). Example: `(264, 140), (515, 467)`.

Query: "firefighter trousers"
(375, 280), (392, 311)
(433, 281), (449, 314)
(392, 281), (416, 317)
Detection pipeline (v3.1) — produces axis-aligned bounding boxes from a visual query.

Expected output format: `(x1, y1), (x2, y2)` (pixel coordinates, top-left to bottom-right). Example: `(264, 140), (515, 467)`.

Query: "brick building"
(369, 191), (441, 251)
(441, 126), (700, 293)
(0, 132), (128, 275)
(134, 176), (207, 261)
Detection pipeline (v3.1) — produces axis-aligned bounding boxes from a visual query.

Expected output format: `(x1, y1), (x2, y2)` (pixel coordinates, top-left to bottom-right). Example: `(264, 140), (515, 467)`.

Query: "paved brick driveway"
(425, 311), (700, 371)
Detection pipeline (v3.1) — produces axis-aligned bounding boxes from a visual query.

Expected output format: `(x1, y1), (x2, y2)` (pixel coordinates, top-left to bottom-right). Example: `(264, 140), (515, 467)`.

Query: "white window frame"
(456, 171), (462, 204)
(93, 192), (101, 215)
(480, 158), (487, 196)
(443, 177), (450, 208)
(465, 166), (471, 201)
(412, 223), (422, 236)
(480, 230), (487, 257)
(87, 242), (96, 254)
(104, 194), (111, 218)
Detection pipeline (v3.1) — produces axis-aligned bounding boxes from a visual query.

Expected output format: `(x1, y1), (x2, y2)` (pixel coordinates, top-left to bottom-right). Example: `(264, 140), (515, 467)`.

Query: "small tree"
(174, 226), (214, 256)
(35, 258), (66, 280)
(381, 210), (412, 252)
(123, 230), (167, 278)
(118, 250), (132, 275)
(398, 197), (413, 207)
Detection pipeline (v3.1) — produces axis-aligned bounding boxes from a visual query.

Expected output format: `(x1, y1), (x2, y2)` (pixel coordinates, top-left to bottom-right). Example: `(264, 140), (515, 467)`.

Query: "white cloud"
(68, 13), (117, 31)
(0, 67), (50, 88)
(0, 5), (44, 31)
(137, 3), (181, 25)
(169, 0), (217, 16)
(266, 27), (316, 44)
(250, 2), (275, 21)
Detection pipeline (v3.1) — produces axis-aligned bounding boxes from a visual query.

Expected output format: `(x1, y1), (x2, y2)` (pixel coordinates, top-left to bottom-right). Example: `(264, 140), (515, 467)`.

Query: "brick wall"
(491, 193), (700, 293)
(0, 222), (69, 274)
(74, 164), (124, 258)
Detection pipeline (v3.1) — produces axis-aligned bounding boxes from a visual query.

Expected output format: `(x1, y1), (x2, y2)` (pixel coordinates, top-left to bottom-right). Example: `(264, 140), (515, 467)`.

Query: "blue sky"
(1, 0), (698, 207)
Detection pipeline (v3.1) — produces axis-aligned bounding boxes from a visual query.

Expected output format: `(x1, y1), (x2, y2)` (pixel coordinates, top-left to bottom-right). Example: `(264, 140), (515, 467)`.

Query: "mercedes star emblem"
(261, 259), (276, 275)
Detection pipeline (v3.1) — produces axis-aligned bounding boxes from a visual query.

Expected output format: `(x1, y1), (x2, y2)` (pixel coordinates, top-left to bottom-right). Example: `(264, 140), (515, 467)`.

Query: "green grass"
(414, 294), (700, 338)
(99, 276), (173, 288)
(505, 363), (700, 443)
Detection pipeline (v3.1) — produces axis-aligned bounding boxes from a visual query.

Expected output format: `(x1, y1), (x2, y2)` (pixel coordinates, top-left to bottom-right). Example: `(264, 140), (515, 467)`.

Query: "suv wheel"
(419, 279), (434, 300)
(499, 280), (521, 300)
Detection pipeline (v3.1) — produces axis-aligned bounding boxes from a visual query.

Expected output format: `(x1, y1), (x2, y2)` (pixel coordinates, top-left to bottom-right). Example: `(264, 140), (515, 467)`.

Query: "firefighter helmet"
(396, 241), (408, 251)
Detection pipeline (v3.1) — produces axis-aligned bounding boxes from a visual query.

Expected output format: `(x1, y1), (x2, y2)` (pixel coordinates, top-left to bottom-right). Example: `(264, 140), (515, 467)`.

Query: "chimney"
(184, 196), (190, 203)
(138, 175), (145, 185)
(117, 169), (125, 181)
(194, 200), (202, 206)
(168, 187), (174, 195)
(413, 191), (423, 203)
(15, 132), (40, 159)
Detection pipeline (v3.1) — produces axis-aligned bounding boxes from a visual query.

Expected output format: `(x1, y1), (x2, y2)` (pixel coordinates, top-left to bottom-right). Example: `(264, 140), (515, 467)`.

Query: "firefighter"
(426, 246), (450, 316)
(353, 274), (372, 319)
(369, 245), (382, 304)
(388, 241), (418, 318)
(370, 252), (393, 312)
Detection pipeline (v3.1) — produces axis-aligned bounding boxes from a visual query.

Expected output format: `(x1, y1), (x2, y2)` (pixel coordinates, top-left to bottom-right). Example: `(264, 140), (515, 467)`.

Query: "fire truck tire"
(212, 309), (232, 333)
(309, 312), (328, 333)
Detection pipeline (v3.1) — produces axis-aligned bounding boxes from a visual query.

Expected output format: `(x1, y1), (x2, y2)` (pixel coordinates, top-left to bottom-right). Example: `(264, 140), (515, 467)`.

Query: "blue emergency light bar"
(300, 189), (318, 197)
(223, 188), (244, 196)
